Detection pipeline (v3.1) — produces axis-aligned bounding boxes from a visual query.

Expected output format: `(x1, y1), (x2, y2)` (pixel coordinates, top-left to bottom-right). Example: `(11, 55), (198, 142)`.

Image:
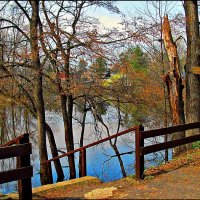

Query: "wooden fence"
(0, 133), (33, 200)
(46, 126), (139, 177)
(135, 122), (200, 180)
(46, 121), (200, 182)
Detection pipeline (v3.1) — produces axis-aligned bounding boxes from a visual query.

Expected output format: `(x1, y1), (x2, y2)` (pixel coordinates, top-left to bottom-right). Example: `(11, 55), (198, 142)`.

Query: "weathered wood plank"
(0, 166), (33, 184)
(0, 133), (29, 147)
(0, 143), (32, 159)
(141, 134), (200, 155)
(141, 122), (200, 139)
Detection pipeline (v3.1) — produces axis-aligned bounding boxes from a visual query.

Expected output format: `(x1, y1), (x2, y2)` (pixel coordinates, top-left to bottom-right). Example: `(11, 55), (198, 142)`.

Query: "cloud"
(98, 15), (122, 29)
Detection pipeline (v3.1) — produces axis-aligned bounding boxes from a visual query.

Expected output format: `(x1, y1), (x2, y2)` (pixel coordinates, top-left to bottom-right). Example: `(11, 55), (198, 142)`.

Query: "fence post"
(79, 149), (87, 177)
(16, 133), (32, 200)
(135, 125), (144, 180)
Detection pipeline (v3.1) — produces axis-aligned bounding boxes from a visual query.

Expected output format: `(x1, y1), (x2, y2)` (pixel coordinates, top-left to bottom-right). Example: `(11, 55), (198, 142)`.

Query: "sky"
(87, 1), (184, 29)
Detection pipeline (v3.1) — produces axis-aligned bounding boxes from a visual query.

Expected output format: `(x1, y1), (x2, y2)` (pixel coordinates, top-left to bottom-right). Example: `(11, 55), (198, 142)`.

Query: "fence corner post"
(17, 133), (32, 200)
(135, 125), (144, 180)
(79, 149), (87, 177)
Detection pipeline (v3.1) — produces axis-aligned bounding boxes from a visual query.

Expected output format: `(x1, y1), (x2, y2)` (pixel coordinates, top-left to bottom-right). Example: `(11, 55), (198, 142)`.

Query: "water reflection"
(0, 112), (168, 194)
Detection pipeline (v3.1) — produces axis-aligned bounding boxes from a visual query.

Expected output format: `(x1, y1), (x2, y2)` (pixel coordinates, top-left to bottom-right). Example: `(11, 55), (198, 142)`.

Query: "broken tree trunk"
(162, 15), (186, 156)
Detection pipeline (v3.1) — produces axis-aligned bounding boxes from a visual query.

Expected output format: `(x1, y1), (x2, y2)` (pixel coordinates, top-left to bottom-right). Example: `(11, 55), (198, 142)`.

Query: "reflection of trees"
(0, 107), (39, 193)
(0, 157), (17, 193)
(0, 107), (33, 144)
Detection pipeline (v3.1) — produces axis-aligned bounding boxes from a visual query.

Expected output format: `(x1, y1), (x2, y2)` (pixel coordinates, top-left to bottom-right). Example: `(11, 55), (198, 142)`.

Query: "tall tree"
(28, 1), (50, 185)
(184, 0), (200, 137)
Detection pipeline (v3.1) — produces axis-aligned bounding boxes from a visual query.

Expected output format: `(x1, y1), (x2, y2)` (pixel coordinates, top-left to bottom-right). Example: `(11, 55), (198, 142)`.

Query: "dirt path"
(113, 165), (200, 199)
(5, 149), (200, 199)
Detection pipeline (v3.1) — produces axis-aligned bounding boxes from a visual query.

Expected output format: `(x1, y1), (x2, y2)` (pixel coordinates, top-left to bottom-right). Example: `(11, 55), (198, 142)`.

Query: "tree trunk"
(54, 48), (76, 179)
(24, 108), (30, 133)
(0, 108), (6, 144)
(184, 0), (200, 138)
(60, 93), (76, 179)
(79, 102), (87, 177)
(45, 123), (64, 182)
(30, 1), (50, 185)
(11, 104), (16, 138)
(162, 15), (185, 155)
(111, 143), (127, 177)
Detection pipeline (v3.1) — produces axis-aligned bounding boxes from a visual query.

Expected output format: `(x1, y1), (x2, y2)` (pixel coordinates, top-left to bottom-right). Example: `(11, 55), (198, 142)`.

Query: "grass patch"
(192, 141), (200, 149)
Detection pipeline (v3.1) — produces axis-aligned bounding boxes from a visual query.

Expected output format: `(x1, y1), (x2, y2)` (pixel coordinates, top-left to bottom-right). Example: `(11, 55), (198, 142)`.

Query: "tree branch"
(14, 0), (31, 22)
(0, 18), (30, 41)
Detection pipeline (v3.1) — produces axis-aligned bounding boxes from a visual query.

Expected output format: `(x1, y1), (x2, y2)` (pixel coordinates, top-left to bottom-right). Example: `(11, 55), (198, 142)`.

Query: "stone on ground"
(84, 187), (118, 199)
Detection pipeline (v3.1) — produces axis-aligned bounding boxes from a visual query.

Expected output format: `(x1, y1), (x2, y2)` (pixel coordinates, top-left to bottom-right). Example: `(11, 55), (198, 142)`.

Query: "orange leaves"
(142, 79), (163, 107)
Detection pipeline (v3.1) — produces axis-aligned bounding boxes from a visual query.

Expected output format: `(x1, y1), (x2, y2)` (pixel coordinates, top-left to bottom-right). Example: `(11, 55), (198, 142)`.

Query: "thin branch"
(102, 151), (134, 165)
(14, 0), (31, 22)
(0, 18), (30, 41)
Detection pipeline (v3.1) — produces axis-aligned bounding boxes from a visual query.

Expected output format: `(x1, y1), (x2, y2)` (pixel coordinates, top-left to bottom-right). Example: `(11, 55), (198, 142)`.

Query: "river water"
(0, 112), (170, 194)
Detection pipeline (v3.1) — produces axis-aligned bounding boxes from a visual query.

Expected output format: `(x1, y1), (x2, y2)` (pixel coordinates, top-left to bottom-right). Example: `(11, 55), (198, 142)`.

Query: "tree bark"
(111, 143), (127, 177)
(0, 108), (6, 145)
(29, 1), (50, 185)
(60, 93), (76, 179)
(79, 101), (87, 177)
(162, 15), (185, 155)
(184, 0), (200, 137)
(11, 104), (16, 138)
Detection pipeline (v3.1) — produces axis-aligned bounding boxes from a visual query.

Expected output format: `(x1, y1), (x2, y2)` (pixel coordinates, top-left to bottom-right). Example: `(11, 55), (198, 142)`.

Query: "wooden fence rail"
(135, 122), (200, 180)
(0, 133), (32, 200)
(46, 126), (139, 177)
(46, 121), (200, 182)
